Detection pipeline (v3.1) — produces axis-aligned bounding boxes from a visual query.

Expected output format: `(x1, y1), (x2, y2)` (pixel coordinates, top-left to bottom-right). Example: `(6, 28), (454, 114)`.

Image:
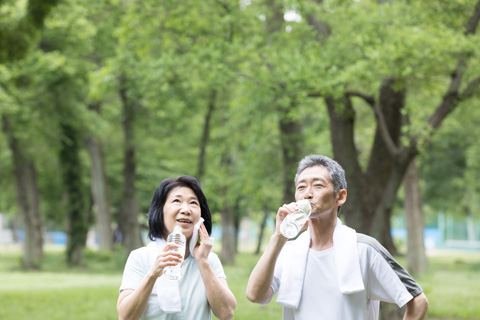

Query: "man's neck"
(308, 212), (337, 251)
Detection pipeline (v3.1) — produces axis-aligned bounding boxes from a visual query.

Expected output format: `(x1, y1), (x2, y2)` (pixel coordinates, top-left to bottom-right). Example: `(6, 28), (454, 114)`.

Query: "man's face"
(294, 165), (345, 218)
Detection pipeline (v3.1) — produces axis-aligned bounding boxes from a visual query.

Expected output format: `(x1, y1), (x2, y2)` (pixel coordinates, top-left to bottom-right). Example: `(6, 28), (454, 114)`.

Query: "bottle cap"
(173, 225), (183, 234)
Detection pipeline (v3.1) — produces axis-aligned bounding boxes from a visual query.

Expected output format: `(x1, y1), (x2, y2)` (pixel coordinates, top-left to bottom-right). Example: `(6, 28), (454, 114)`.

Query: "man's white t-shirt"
(270, 235), (421, 320)
(296, 247), (368, 319)
(120, 246), (226, 320)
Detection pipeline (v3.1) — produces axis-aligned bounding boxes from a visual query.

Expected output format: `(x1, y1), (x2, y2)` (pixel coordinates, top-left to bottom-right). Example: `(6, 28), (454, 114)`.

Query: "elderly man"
(246, 154), (428, 319)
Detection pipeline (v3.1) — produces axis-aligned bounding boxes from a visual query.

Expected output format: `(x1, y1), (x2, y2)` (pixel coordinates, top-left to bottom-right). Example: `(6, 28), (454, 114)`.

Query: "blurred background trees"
(1, 0), (479, 273)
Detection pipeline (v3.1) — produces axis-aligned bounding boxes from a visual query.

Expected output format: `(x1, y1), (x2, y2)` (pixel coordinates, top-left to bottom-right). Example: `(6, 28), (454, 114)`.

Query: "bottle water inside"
(163, 226), (186, 280)
(280, 199), (312, 239)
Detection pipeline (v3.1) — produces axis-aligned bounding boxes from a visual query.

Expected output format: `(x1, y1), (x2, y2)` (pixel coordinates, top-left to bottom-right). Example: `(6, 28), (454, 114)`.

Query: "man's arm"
(404, 292), (428, 320)
(246, 233), (287, 303)
(246, 202), (299, 303)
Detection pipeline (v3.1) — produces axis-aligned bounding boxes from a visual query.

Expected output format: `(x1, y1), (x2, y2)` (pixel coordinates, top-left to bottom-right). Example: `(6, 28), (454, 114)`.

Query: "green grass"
(415, 251), (480, 319)
(1, 246), (479, 319)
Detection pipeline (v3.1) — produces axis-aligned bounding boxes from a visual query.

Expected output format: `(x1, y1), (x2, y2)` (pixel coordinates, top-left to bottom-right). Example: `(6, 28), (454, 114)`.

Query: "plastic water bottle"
(280, 199), (312, 239)
(163, 226), (186, 280)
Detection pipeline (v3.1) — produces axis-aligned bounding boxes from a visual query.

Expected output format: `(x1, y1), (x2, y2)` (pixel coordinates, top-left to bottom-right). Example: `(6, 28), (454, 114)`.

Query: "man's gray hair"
(294, 155), (347, 195)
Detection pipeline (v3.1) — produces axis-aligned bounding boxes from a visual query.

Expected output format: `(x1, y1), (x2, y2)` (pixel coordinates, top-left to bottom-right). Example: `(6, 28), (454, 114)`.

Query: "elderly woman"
(117, 176), (236, 320)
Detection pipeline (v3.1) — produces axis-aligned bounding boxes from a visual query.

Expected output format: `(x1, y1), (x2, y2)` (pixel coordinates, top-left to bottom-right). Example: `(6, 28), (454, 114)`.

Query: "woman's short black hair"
(147, 175), (212, 241)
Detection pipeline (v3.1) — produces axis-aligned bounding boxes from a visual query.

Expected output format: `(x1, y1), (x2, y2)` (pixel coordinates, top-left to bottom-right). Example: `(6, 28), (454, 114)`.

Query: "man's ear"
(336, 189), (347, 206)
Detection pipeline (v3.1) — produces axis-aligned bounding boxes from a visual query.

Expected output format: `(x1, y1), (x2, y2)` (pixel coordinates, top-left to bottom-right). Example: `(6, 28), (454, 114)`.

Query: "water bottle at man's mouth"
(280, 199), (312, 239)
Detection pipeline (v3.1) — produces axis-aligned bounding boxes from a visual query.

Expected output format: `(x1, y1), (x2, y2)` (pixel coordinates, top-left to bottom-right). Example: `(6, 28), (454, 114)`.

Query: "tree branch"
(373, 101), (403, 156)
(460, 75), (480, 100)
(346, 90), (375, 108)
(237, 73), (271, 89)
(307, 92), (322, 98)
(465, 0), (480, 35)
(427, 0), (480, 131)
(237, 72), (287, 93)
(428, 60), (465, 130)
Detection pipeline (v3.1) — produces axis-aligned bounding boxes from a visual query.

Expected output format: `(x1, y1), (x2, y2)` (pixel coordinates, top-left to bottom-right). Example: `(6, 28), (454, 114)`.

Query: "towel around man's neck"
(276, 217), (365, 309)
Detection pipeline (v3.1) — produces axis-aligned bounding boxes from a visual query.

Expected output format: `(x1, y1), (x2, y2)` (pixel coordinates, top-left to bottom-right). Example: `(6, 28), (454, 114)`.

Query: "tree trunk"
(305, 2), (408, 254)
(255, 208), (269, 255)
(197, 89), (216, 182)
(327, 79), (408, 254)
(325, 97), (365, 223)
(118, 76), (143, 254)
(264, 0), (305, 205)
(217, 150), (236, 264)
(278, 99), (305, 204)
(2, 115), (43, 269)
(85, 103), (114, 252)
(220, 202), (236, 264)
(85, 136), (114, 251)
(234, 202), (241, 254)
(404, 159), (428, 276)
(59, 123), (89, 267)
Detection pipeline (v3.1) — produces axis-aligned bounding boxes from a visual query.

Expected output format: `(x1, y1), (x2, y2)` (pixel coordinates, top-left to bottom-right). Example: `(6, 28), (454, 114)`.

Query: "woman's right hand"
(149, 243), (184, 278)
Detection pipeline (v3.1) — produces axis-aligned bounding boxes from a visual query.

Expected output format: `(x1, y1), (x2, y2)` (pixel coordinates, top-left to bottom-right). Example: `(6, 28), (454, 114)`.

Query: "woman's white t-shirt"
(120, 245), (226, 320)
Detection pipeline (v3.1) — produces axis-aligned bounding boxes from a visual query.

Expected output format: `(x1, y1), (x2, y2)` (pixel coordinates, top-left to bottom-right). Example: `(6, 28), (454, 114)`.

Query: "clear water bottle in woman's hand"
(280, 199), (312, 239)
(163, 226), (186, 280)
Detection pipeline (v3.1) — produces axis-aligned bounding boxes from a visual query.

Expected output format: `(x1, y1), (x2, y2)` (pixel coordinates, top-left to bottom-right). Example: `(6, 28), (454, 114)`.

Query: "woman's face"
(163, 186), (202, 240)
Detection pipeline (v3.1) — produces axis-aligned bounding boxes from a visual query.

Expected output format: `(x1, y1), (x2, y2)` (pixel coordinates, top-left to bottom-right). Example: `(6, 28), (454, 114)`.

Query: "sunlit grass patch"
(1, 247), (480, 319)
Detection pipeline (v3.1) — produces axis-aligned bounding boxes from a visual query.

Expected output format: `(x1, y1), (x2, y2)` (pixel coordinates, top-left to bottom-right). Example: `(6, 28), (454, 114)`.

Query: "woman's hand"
(193, 223), (237, 319)
(193, 223), (213, 262)
(148, 243), (184, 278)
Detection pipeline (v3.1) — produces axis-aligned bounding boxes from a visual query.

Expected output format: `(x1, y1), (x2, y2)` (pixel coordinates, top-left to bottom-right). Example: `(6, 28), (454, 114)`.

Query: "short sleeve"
(368, 252), (413, 308)
(271, 250), (284, 295)
(119, 249), (148, 293)
(208, 252), (227, 279)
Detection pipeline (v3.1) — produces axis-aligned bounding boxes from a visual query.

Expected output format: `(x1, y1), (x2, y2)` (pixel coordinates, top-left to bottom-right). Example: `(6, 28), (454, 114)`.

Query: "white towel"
(156, 276), (182, 313)
(276, 217), (365, 309)
(148, 239), (182, 313)
(333, 218), (365, 294)
(188, 217), (215, 257)
(276, 230), (311, 308)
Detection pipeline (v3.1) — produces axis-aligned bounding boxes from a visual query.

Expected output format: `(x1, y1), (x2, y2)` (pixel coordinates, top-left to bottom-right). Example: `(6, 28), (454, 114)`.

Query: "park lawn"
(0, 247), (479, 319)
(0, 247), (121, 320)
(415, 251), (480, 319)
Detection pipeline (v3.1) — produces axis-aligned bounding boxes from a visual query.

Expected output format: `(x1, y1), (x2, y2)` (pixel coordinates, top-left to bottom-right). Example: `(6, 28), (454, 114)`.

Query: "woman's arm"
(197, 260), (236, 320)
(117, 245), (183, 320)
(117, 275), (156, 320)
(195, 224), (237, 320)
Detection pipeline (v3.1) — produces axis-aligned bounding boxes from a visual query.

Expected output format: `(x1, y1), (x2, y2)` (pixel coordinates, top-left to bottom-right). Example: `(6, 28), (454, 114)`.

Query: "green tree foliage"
(420, 99), (480, 219)
(1, 0), (480, 268)
(0, 0), (60, 63)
